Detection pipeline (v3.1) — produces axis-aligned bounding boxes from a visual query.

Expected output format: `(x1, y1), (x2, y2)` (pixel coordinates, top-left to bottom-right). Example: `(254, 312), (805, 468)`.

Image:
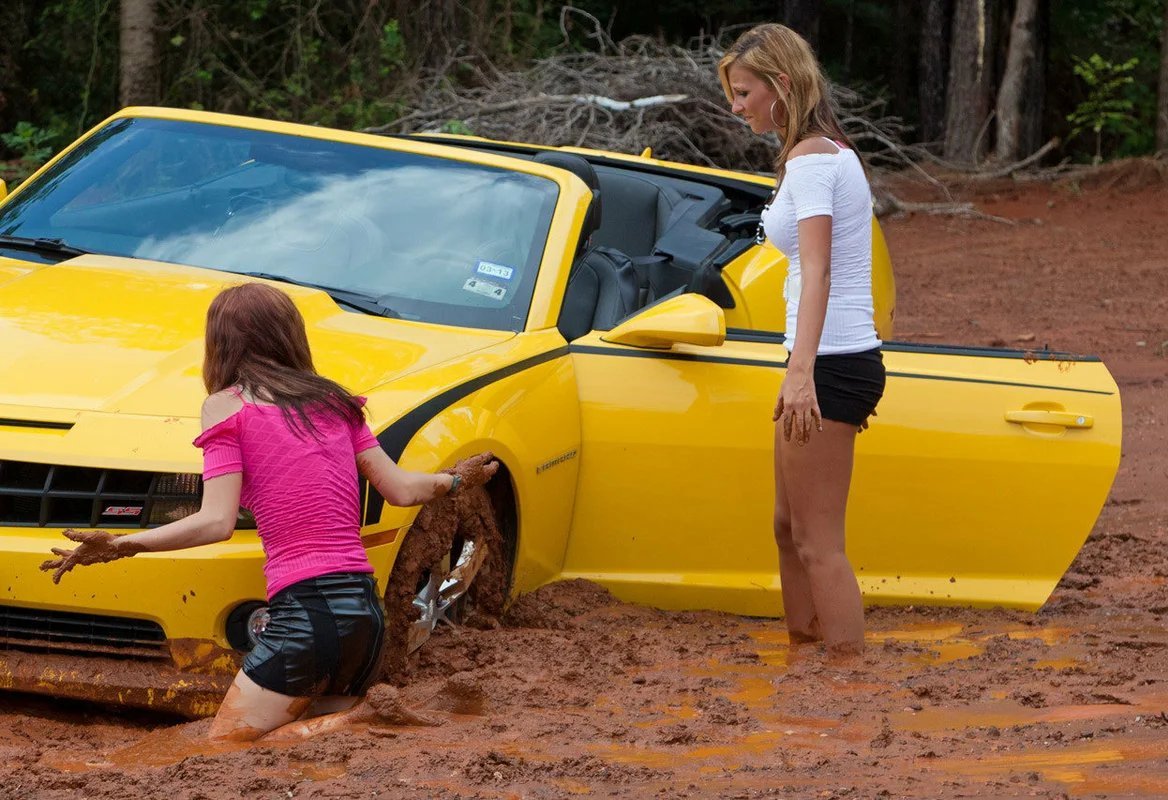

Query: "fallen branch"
(968, 138), (1060, 180)
(875, 193), (1017, 225)
(361, 31), (915, 178)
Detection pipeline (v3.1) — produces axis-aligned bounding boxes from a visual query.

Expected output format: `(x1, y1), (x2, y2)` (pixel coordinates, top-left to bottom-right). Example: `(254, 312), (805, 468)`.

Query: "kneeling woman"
(42, 282), (497, 740)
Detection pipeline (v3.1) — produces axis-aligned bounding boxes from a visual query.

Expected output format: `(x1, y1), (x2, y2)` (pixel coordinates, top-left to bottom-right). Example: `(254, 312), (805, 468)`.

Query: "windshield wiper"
(233, 272), (400, 319)
(0, 235), (91, 259)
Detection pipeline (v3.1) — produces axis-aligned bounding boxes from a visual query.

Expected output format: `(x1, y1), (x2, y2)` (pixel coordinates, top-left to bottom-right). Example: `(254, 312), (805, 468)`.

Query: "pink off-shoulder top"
(193, 393), (380, 599)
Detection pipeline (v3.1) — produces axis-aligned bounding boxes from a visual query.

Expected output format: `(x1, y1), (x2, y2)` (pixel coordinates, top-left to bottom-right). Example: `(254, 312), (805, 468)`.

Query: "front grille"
(0, 604), (168, 659)
(0, 460), (207, 528)
(0, 459), (376, 529)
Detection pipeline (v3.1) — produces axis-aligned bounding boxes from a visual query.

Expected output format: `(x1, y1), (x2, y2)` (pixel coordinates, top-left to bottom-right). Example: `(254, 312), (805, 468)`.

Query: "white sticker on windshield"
(476, 260), (515, 281)
(463, 277), (508, 301)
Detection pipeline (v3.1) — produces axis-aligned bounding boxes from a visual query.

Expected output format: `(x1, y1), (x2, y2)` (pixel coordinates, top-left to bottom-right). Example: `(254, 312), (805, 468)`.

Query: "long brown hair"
(202, 282), (365, 437)
(718, 23), (865, 185)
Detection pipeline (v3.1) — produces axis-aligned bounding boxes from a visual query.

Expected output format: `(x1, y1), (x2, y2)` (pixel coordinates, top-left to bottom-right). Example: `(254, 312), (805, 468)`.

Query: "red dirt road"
(1, 173), (1166, 799)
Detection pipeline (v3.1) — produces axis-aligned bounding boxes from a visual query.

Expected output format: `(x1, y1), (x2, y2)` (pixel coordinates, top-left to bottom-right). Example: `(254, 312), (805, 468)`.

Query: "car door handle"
(1005, 410), (1094, 429)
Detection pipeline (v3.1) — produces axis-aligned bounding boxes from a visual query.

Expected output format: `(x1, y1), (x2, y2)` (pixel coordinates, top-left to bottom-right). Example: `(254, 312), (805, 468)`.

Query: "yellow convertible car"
(0, 108), (1120, 715)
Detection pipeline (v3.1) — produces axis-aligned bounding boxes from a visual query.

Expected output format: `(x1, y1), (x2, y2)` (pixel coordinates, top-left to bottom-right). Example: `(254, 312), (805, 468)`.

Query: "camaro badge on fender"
(536, 449), (577, 474)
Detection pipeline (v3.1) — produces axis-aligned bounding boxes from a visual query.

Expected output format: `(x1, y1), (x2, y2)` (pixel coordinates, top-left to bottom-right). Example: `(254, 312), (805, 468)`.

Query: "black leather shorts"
(242, 572), (386, 698)
(810, 347), (886, 427)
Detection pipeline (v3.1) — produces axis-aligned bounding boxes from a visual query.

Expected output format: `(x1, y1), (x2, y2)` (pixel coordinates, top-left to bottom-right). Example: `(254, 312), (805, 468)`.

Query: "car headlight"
(146, 473), (256, 528)
(146, 473), (201, 525)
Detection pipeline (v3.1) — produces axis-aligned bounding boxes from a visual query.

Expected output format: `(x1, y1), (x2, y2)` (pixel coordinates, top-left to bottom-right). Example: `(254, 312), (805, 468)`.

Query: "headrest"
(533, 151), (602, 245)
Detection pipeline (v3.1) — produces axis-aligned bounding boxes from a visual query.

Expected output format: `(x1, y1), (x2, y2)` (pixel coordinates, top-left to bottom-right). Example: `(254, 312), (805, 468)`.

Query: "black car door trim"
(724, 328), (1102, 362)
(568, 343), (1115, 395)
(364, 345), (571, 525)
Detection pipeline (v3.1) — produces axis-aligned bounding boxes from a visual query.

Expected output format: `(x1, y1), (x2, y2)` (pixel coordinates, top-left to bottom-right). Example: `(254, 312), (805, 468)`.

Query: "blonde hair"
(718, 23), (863, 184)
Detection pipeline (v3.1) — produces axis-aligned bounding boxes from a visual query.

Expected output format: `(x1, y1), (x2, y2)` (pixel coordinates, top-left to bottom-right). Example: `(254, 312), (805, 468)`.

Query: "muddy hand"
(449, 452), (499, 490)
(772, 395), (784, 423)
(39, 529), (130, 584)
(781, 403), (822, 447)
(796, 405), (822, 447)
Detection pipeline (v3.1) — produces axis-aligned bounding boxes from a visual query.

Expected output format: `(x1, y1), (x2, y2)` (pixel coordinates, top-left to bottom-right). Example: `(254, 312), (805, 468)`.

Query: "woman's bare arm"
(356, 448), (499, 507)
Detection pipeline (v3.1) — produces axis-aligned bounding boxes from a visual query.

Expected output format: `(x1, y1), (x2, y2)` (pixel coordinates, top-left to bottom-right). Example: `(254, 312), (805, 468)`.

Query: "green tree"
(1066, 53), (1139, 163)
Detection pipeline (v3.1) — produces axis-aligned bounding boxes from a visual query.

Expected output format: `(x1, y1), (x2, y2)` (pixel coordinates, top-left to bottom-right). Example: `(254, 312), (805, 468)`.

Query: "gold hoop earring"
(769, 99), (781, 127)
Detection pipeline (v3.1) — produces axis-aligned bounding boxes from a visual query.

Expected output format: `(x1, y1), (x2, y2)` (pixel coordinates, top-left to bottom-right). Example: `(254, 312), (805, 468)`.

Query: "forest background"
(1, 0), (1167, 184)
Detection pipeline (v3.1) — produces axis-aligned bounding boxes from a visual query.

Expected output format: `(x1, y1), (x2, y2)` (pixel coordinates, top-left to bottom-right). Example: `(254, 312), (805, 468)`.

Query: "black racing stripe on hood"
(363, 346), (570, 526)
(0, 418), (74, 430)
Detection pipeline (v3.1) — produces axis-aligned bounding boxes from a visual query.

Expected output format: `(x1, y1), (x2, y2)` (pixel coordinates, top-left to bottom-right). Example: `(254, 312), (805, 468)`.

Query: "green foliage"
(380, 20), (406, 76)
(1050, 0), (1163, 160)
(0, 121), (59, 163)
(1, 0), (1164, 165)
(440, 120), (475, 136)
(1066, 54), (1140, 163)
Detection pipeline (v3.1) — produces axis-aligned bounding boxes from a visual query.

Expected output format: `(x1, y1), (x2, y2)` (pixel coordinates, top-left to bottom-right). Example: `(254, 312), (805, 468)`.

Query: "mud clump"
(379, 483), (507, 680)
(502, 579), (620, 630)
(422, 674), (487, 716)
(365, 684), (441, 727)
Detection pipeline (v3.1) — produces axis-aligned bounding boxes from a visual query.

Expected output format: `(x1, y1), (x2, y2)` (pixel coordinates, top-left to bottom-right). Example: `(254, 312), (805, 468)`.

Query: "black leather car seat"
(557, 246), (641, 342)
(591, 172), (687, 257)
(532, 151), (601, 252)
(532, 152), (643, 341)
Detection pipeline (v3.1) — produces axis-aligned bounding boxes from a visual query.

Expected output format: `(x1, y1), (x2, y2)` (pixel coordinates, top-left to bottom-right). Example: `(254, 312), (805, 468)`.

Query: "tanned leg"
(207, 671), (312, 741)
(777, 419), (864, 655)
(774, 421), (820, 643)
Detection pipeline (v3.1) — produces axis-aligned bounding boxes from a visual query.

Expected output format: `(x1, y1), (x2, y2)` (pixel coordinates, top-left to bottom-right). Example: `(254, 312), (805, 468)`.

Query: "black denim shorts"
(809, 347), (886, 427)
(242, 572), (386, 698)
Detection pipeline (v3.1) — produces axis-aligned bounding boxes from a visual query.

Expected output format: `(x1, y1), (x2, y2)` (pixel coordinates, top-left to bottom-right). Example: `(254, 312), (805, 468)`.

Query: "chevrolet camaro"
(0, 108), (1121, 715)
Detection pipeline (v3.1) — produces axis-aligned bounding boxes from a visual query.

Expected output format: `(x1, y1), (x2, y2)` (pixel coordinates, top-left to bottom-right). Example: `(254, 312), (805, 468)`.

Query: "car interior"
(399, 136), (773, 342)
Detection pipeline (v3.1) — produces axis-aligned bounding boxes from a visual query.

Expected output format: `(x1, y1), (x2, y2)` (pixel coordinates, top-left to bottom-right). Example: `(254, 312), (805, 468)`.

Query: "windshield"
(0, 117), (559, 331)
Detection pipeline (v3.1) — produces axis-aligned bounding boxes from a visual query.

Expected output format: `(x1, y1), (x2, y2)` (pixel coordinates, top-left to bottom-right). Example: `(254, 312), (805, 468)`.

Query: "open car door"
(560, 295), (1122, 614)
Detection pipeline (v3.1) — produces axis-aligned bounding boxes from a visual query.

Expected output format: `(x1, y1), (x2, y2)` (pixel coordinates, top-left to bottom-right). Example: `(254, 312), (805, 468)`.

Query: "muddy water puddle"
(928, 736), (1168, 797)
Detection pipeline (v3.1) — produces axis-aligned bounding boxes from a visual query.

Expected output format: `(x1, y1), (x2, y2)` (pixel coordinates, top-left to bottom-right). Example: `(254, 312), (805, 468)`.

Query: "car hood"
(0, 254), (513, 419)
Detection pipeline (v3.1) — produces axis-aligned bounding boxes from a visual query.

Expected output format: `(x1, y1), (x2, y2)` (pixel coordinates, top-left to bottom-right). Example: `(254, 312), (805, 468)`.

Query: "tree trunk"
(1158, 0), (1168, 152)
(891, 0), (918, 120)
(118, 0), (158, 107)
(783, 0), (822, 54)
(843, 0), (856, 81)
(943, 0), (998, 165)
(918, 0), (952, 143)
(994, 0), (1046, 162)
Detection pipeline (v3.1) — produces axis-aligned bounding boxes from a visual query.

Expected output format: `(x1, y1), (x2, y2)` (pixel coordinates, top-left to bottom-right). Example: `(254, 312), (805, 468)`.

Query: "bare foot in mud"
(260, 685), (442, 741)
(825, 640), (866, 663)
(366, 684), (444, 727)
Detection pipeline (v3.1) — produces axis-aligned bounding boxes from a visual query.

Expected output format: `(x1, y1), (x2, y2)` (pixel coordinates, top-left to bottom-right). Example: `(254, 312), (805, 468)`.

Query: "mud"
(39, 529), (145, 584)
(2, 173), (1167, 797)
(380, 479), (508, 679)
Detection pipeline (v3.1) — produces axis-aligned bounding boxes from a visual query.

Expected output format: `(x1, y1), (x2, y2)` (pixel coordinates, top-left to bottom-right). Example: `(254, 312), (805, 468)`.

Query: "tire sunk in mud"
(379, 481), (512, 680)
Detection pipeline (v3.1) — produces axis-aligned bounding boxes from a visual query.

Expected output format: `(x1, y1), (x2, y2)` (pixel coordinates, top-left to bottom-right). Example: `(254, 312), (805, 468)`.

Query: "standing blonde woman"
(719, 24), (885, 655)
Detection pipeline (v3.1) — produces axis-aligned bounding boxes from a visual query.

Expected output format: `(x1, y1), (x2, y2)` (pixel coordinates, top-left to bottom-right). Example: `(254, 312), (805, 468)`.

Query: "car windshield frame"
(0, 117), (560, 332)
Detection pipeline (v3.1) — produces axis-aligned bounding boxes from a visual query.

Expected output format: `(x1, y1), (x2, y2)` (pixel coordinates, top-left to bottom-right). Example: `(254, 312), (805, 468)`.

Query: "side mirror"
(601, 293), (726, 350)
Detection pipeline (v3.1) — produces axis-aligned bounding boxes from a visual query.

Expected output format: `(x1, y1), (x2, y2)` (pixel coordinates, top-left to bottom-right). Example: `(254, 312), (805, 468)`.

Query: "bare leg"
(207, 670), (311, 742)
(300, 695), (361, 718)
(773, 421), (820, 643)
(260, 684), (442, 741)
(778, 419), (864, 655)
